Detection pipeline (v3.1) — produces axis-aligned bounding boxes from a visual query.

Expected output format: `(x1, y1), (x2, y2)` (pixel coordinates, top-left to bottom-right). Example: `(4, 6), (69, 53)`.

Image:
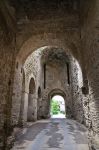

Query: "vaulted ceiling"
(0, 0), (92, 36)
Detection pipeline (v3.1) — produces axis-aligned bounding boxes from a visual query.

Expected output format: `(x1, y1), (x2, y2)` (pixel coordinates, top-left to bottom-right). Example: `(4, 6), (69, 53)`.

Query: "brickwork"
(0, 0), (99, 149)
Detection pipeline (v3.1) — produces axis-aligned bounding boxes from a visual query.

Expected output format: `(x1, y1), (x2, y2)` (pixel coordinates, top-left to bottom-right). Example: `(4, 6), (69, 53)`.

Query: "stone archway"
(27, 77), (36, 121)
(50, 95), (66, 118)
(48, 89), (68, 118)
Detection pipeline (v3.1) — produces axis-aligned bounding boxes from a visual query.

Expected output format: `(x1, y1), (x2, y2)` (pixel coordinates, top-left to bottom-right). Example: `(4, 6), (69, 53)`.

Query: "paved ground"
(51, 113), (66, 118)
(11, 118), (89, 150)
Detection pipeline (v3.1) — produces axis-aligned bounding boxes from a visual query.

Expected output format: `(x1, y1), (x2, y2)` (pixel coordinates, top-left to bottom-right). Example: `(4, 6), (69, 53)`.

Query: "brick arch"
(48, 88), (66, 100)
(16, 33), (80, 65)
(26, 74), (36, 94)
(47, 89), (67, 117)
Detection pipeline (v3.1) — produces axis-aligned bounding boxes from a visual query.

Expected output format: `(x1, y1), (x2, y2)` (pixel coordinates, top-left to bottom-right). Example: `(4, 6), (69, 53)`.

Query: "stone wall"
(80, 0), (99, 147)
(23, 50), (42, 122)
(0, 42), (16, 149)
(38, 52), (72, 118)
(70, 58), (83, 122)
(63, 56), (91, 129)
(11, 49), (42, 126)
(0, 0), (99, 149)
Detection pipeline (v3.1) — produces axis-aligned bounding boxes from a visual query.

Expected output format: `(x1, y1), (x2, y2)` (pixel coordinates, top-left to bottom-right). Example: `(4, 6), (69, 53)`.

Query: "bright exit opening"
(50, 95), (66, 118)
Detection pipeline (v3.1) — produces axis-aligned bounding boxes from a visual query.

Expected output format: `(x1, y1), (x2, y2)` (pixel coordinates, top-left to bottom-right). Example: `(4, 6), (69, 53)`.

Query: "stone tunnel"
(0, 0), (99, 149)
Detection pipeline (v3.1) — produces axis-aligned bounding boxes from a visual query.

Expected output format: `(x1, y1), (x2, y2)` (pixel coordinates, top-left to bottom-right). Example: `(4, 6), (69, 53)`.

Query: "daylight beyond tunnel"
(50, 95), (66, 118)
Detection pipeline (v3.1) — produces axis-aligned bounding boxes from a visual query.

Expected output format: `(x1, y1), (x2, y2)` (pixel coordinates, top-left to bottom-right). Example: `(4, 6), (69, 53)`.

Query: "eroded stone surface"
(0, 0), (99, 149)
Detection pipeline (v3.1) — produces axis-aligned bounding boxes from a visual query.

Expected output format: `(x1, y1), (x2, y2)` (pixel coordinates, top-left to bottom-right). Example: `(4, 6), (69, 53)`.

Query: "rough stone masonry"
(0, 0), (99, 149)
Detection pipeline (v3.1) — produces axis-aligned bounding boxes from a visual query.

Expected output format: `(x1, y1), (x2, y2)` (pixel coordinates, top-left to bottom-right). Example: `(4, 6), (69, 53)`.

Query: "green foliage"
(51, 99), (60, 115)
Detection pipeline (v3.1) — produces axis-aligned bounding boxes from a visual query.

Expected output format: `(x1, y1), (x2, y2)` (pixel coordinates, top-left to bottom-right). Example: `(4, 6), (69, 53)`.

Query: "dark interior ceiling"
(0, 0), (93, 26)
(0, 0), (93, 42)
(9, 0), (80, 10)
(9, 0), (80, 20)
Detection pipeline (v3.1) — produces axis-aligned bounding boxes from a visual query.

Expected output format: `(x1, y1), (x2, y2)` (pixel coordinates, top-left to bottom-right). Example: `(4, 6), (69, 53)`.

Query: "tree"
(51, 99), (60, 115)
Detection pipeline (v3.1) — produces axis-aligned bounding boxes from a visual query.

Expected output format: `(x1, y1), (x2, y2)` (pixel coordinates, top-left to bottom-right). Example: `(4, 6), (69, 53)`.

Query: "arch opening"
(50, 95), (66, 119)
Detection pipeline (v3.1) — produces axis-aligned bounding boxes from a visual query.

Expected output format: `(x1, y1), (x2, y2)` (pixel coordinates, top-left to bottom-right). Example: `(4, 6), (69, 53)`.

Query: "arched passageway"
(50, 95), (66, 118)
(47, 88), (72, 119)
(0, 1), (99, 149)
(4, 45), (91, 150)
